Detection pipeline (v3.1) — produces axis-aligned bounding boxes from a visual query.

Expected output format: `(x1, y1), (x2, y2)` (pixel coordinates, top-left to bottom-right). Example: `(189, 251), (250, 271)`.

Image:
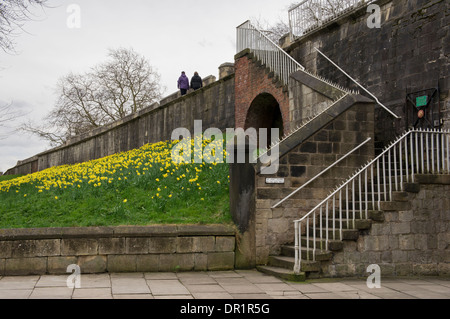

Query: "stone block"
(414, 234), (428, 250)
(5, 257), (47, 276)
(215, 236), (236, 252)
(159, 254), (179, 272)
(0, 241), (12, 258)
(61, 238), (98, 256)
(399, 234), (415, 250)
(11, 239), (60, 258)
(335, 263), (356, 277)
(391, 222), (411, 235)
(379, 263), (395, 276)
(207, 252), (235, 271)
(136, 254), (159, 272)
(193, 236), (215, 253)
(399, 210), (414, 222)
(380, 201), (411, 211)
(78, 255), (107, 274)
(381, 251), (392, 263)
(194, 253), (208, 271)
(47, 256), (78, 274)
(98, 237), (125, 255)
(267, 218), (290, 234)
(177, 237), (194, 253)
(126, 237), (149, 254)
(299, 142), (317, 153)
(148, 237), (176, 253)
(395, 263), (413, 276)
(413, 263), (439, 276)
(107, 255), (136, 273)
(437, 263), (450, 276)
(176, 254), (195, 271)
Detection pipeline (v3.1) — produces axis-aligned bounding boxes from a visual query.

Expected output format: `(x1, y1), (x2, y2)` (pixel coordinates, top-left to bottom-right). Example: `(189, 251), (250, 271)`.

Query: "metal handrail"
(272, 137), (371, 208)
(236, 20), (305, 85)
(315, 48), (401, 119)
(293, 128), (450, 274)
(289, 0), (377, 39)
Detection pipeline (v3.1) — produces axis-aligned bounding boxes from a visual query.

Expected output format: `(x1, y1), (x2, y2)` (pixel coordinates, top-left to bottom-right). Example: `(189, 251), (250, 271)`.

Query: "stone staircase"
(257, 187), (412, 281)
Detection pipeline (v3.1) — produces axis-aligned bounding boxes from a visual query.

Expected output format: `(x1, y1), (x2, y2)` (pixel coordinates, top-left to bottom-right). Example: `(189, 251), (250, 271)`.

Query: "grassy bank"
(0, 137), (231, 228)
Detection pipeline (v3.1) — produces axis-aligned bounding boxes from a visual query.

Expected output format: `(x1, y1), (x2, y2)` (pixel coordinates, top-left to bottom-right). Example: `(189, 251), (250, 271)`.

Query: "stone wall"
(5, 73), (235, 175)
(285, 0), (450, 148)
(0, 225), (236, 275)
(321, 175), (450, 277)
(253, 100), (375, 264)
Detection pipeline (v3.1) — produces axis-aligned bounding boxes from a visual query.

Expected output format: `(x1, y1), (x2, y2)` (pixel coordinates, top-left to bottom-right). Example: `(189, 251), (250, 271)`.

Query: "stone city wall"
(5, 71), (235, 176)
(284, 0), (450, 148)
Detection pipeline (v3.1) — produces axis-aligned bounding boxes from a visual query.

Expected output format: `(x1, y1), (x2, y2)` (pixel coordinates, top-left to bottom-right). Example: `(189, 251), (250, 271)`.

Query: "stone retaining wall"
(323, 175), (450, 277)
(0, 225), (236, 276)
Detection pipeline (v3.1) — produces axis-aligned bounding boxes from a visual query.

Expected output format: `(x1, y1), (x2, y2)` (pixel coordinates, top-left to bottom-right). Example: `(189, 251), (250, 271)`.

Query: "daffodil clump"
(0, 136), (231, 228)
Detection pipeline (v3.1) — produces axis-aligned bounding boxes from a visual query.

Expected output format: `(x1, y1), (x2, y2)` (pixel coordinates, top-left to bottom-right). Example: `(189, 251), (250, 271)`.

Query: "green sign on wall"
(416, 96), (428, 108)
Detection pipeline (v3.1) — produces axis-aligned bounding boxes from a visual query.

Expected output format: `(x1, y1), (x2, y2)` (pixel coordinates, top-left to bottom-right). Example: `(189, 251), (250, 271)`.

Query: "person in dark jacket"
(178, 71), (189, 96)
(190, 72), (203, 91)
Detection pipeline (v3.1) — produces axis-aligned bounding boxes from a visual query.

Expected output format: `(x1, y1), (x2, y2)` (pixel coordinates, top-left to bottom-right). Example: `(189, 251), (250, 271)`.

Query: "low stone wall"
(0, 225), (236, 276)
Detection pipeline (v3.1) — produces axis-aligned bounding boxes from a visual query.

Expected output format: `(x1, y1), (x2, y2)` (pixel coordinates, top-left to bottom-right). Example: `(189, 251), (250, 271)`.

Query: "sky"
(0, 0), (297, 173)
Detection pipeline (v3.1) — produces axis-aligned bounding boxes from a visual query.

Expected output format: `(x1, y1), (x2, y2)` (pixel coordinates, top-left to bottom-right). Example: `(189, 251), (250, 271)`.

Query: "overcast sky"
(0, 0), (297, 173)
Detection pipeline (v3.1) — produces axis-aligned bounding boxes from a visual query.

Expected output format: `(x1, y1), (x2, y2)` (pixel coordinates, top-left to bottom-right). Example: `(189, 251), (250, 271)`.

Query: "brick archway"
(245, 93), (284, 144)
(234, 51), (290, 135)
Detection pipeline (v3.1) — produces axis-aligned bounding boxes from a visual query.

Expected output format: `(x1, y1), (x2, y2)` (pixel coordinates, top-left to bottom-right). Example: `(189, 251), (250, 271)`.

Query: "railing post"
(294, 221), (301, 274)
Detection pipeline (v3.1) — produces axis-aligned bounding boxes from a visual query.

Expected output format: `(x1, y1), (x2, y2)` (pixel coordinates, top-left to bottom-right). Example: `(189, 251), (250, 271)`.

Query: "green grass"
(0, 138), (232, 229)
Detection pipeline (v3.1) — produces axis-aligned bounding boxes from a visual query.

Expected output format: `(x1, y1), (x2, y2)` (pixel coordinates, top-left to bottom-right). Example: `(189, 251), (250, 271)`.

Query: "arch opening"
(244, 93), (284, 147)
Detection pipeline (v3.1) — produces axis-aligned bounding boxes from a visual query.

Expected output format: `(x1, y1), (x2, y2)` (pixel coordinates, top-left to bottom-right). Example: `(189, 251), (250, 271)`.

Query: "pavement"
(0, 269), (449, 300)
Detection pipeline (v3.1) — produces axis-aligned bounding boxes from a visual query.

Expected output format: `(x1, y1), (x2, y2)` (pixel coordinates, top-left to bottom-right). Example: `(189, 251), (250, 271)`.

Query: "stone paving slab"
(0, 270), (449, 299)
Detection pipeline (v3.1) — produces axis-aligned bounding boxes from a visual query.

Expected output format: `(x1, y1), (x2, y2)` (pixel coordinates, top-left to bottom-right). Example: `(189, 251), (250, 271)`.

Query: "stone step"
(319, 218), (372, 230)
(281, 245), (333, 261)
(327, 210), (384, 221)
(300, 237), (344, 251)
(256, 265), (306, 282)
(307, 228), (360, 241)
(268, 256), (321, 272)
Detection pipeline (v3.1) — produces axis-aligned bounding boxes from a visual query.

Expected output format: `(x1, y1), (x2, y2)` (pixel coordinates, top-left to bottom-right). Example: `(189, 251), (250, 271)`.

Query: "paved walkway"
(0, 270), (449, 299)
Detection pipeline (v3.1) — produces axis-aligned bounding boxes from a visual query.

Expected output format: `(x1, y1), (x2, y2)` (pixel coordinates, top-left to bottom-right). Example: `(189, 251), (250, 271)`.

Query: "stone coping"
(0, 224), (236, 241)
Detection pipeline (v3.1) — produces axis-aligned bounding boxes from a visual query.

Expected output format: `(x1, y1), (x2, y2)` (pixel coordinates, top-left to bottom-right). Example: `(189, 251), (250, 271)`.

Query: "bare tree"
(301, 0), (355, 25)
(22, 48), (164, 146)
(0, 102), (24, 139)
(0, 0), (48, 53)
(255, 0), (355, 43)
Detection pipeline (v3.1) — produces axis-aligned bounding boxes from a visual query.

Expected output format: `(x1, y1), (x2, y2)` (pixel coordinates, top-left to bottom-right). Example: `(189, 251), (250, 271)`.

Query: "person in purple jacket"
(177, 71), (189, 96)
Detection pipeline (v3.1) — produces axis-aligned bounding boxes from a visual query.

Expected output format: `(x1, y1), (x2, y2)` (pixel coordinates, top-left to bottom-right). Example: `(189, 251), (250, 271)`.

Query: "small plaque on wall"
(265, 178), (285, 184)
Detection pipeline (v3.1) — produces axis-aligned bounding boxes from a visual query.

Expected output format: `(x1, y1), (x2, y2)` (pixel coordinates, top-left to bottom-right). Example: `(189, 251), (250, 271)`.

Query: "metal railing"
(272, 137), (371, 208)
(237, 20), (305, 86)
(289, 0), (376, 39)
(293, 128), (450, 274)
(315, 48), (401, 119)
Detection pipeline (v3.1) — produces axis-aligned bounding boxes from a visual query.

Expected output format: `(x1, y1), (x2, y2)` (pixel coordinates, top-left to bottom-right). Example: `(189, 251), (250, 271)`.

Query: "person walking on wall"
(178, 71), (189, 96)
(190, 72), (203, 91)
